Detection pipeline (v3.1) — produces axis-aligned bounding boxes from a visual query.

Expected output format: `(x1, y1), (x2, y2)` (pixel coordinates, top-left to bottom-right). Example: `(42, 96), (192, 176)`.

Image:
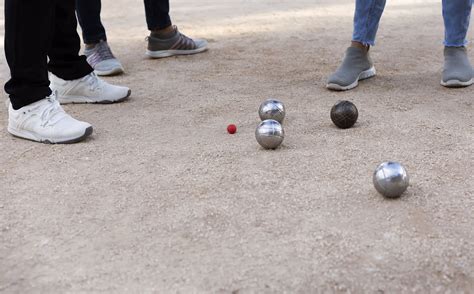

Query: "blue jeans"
(352, 0), (472, 47)
(76, 0), (171, 44)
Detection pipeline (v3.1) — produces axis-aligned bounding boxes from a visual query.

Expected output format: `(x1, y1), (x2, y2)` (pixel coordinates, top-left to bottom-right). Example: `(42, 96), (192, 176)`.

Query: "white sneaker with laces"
(8, 94), (93, 144)
(50, 72), (131, 104)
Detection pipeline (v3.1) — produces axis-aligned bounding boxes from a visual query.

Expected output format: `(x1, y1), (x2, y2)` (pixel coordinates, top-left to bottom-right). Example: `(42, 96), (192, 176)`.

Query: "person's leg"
(4, 0), (92, 143)
(4, 0), (53, 109)
(327, 0), (386, 91)
(48, 0), (130, 104)
(443, 0), (471, 47)
(75, 0), (107, 45)
(143, 0), (208, 58)
(352, 0), (387, 47)
(144, 0), (171, 31)
(47, 0), (93, 80)
(75, 0), (123, 76)
(441, 0), (473, 87)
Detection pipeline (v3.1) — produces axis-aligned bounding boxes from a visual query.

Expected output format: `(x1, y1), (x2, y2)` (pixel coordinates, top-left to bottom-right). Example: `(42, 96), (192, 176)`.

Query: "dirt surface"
(0, 0), (473, 292)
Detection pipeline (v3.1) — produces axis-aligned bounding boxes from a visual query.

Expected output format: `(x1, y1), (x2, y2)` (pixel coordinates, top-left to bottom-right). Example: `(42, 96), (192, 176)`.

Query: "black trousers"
(76, 0), (171, 44)
(4, 0), (93, 110)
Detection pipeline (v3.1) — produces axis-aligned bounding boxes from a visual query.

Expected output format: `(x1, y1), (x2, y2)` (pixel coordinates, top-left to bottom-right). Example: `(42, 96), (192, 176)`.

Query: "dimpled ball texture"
(330, 100), (358, 129)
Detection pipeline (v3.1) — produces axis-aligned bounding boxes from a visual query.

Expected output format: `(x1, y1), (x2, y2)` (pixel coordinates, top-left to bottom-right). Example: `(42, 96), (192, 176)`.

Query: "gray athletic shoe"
(146, 26), (208, 59)
(84, 40), (124, 76)
(327, 47), (376, 91)
(441, 47), (473, 88)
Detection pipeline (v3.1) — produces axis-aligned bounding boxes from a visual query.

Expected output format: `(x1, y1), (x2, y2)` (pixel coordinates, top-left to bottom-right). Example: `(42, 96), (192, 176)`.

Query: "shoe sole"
(326, 66), (376, 91)
(58, 89), (131, 104)
(94, 67), (125, 76)
(8, 126), (93, 144)
(146, 46), (208, 59)
(440, 78), (473, 88)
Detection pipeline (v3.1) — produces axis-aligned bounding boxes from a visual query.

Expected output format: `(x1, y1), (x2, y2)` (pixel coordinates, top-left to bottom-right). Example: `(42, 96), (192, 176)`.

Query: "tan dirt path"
(0, 0), (473, 292)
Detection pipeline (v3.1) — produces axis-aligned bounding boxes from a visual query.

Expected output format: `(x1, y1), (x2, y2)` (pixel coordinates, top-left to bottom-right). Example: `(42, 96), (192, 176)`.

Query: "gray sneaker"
(84, 40), (124, 76)
(441, 47), (473, 88)
(327, 47), (376, 91)
(146, 26), (208, 59)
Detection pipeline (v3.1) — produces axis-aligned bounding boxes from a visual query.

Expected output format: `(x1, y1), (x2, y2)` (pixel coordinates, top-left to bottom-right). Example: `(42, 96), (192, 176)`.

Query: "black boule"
(330, 100), (358, 129)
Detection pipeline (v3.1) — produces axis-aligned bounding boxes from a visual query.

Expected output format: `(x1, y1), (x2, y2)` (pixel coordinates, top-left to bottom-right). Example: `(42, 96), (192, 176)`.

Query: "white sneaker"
(50, 72), (131, 104)
(7, 94), (93, 144)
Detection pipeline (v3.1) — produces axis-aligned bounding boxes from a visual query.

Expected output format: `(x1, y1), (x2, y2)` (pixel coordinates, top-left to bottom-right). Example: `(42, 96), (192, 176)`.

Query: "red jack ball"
(227, 124), (237, 134)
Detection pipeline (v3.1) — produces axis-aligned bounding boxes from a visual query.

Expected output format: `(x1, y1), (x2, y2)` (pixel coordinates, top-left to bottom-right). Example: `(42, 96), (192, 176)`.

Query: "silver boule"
(255, 119), (284, 149)
(258, 99), (285, 123)
(373, 162), (409, 198)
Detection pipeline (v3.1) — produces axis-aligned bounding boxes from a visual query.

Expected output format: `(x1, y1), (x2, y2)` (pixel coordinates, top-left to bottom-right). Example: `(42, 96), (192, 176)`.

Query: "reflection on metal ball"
(255, 119), (284, 149)
(259, 99), (285, 123)
(373, 162), (409, 198)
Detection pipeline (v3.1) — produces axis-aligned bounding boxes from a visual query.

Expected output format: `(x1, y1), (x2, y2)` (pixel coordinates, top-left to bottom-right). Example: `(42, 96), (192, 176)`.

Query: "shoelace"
(96, 41), (115, 60)
(82, 73), (103, 92)
(88, 41), (115, 66)
(39, 94), (66, 127)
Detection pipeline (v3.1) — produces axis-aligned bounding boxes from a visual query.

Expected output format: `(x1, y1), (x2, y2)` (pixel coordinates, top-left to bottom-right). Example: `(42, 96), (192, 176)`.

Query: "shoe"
(50, 72), (131, 104)
(146, 26), (208, 58)
(84, 40), (124, 76)
(327, 47), (376, 91)
(7, 93), (93, 144)
(441, 46), (473, 88)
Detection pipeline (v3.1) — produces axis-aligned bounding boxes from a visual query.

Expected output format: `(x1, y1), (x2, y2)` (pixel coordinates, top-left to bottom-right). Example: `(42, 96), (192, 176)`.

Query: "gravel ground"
(0, 0), (473, 292)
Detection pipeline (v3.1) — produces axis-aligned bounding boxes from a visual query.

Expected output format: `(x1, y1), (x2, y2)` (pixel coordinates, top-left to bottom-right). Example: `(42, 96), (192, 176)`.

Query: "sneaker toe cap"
(50, 119), (92, 143)
(103, 85), (131, 103)
(442, 69), (473, 83)
(194, 39), (208, 49)
(327, 73), (353, 87)
(94, 59), (124, 75)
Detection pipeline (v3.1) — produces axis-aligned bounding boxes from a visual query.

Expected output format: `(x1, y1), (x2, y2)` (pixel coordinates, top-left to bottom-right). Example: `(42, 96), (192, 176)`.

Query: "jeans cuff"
(352, 39), (375, 47)
(444, 40), (468, 47)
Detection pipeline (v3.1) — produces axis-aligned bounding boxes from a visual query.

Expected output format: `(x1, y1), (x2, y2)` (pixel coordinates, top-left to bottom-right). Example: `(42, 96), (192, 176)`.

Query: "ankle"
(150, 25), (176, 38)
(351, 41), (369, 53)
(152, 25), (174, 34)
(85, 43), (98, 50)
